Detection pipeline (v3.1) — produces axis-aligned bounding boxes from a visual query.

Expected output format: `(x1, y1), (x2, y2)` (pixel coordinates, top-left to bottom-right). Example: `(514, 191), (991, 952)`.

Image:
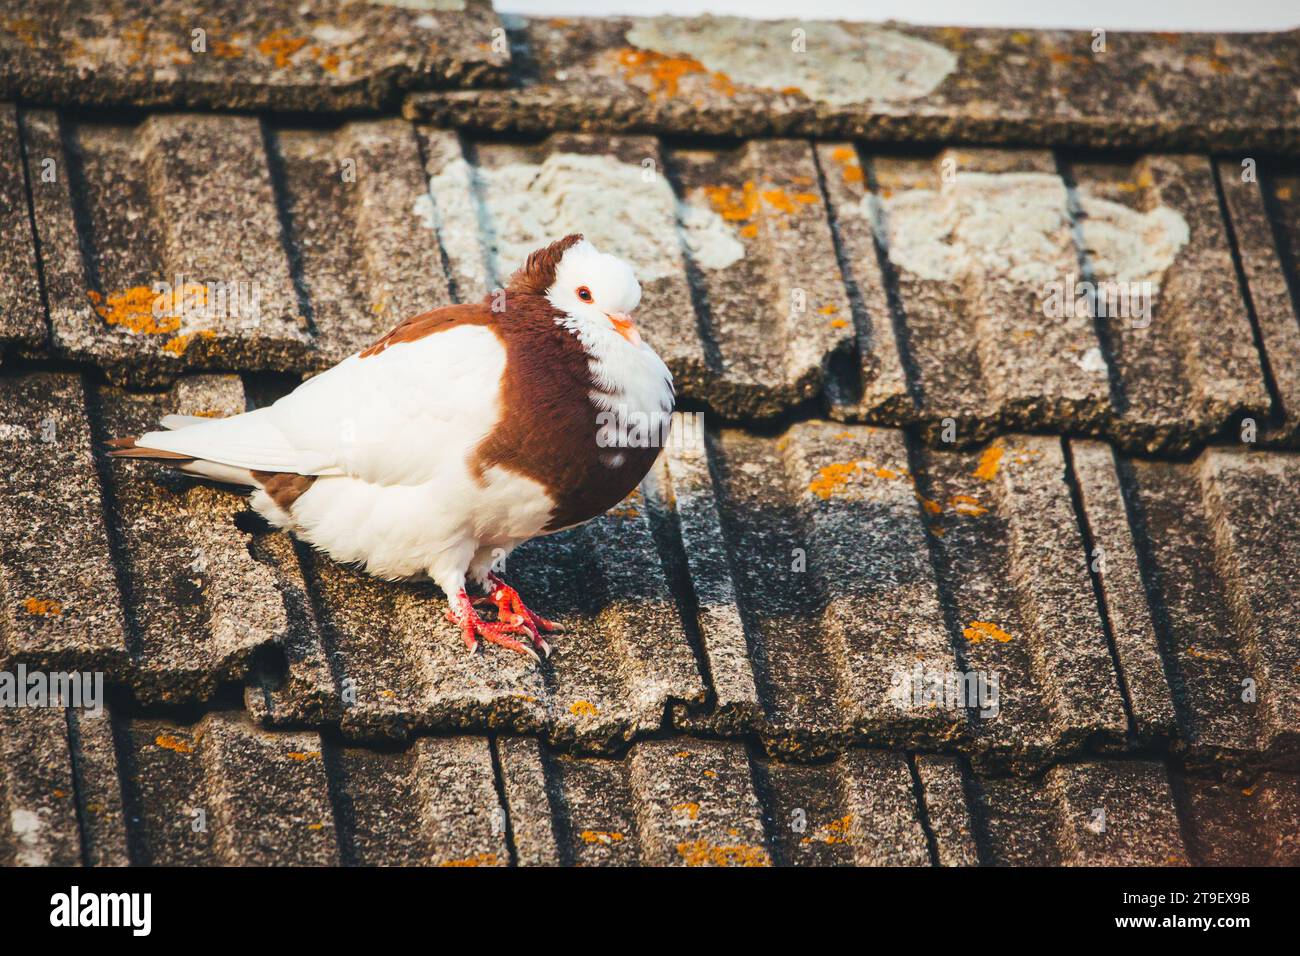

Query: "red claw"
(447, 589), (541, 663)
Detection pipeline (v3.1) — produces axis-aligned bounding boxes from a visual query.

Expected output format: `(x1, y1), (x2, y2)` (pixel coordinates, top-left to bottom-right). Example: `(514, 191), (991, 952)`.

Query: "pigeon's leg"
(483, 572), (562, 652)
(445, 589), (541, 663)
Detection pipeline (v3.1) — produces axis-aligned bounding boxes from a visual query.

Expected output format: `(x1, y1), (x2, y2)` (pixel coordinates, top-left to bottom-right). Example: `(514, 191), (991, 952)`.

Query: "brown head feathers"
(506, 233), (584, 297)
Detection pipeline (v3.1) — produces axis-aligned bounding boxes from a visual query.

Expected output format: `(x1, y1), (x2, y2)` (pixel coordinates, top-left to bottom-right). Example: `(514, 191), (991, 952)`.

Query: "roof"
(2, 2), (1299, 867)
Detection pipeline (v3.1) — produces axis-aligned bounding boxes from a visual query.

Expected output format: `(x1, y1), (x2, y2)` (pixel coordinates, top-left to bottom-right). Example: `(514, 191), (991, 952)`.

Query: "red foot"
(471, 572), (561, 658)
(447, 590), (542, 663)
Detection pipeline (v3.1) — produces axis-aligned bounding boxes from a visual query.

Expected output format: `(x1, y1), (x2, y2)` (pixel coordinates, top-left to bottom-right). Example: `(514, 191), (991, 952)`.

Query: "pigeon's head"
(536, 236), (644, 347)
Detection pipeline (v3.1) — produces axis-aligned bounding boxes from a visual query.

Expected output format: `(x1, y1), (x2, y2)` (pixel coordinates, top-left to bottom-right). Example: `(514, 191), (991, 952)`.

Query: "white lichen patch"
(369, 0), (466, 10)
(11, 808), (48, 866)
(425, 152), (744, 287)
(866, 171), (1189, 288)
(624, 16), (956, 106)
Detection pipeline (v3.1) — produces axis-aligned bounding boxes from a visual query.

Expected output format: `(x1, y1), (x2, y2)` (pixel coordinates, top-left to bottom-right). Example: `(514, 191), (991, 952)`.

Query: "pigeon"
(108, 234), (674, 662)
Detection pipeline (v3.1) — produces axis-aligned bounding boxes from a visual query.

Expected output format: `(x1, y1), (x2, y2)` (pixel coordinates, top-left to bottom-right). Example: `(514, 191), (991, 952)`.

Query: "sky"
(496, 0), (1300, 31)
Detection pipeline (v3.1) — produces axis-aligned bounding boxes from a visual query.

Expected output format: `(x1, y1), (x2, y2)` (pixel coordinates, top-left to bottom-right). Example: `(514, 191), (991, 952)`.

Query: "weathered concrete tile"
(1063, 154), (1269, 453)
(1173, 769), (1300, 865)
(1048, 761), (1186, 865)
(408, 17), (1300, 154)
(241, 530), (339, 728)
(498, 736), (641, 866)
(0, 706), (83, 866)
(118, 711), (338, 865)
(1069, 439), (1176, 743)
(942, 759), (1185, 865)
(755, 749), (932, 866)
(1118, 447), (1300, 773)
(666, 139), (854, 418)
(912, 755), (979, 866)
(652, 425), (761, 727)
(0, 103), (45, 354)
(0, 0), (509, 111)
(1195, 448), (1300, 762)
(269, 118), (453, 367)
(25, 111), (312, 385)
(0, 372), (128, 672)
(627, 739), (771, 866)
(95, 375), (290, 703)
(494, 737), (561, 866)
(1218, 159), (1300, 445)
(912, 436), (1127, 772)
(839, 149), (1112, 443)
(814, 142), (913, 421)
(332, 736), (507, 867)
(65, 706), (131, 866)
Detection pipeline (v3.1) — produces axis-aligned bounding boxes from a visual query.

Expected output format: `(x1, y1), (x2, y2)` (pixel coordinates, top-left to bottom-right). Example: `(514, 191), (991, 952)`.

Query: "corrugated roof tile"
(0, 103), (44, 354)
(0, 0), (510, 112)
(407, 17), (1300, 154)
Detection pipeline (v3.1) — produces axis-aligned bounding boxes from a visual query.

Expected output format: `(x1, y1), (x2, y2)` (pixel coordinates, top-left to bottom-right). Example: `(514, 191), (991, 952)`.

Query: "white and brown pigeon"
(108, 235), (674, 662)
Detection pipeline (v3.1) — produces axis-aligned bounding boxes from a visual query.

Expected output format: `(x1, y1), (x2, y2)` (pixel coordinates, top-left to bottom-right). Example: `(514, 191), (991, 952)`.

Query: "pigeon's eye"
(576, 286), (594, 303)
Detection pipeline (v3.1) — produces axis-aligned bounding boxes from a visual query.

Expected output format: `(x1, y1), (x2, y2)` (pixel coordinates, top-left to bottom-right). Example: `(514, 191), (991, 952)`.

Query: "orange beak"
(606, 312), (642, 346)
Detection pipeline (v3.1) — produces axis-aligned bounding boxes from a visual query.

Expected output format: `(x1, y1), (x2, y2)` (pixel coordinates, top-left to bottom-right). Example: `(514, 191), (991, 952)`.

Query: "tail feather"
(105, 436), (257, 487)
(106, 436), (193, 461)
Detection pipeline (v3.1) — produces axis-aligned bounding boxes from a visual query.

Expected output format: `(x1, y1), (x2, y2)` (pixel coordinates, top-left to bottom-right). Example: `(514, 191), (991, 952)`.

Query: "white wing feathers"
(134, 324), (508, 487)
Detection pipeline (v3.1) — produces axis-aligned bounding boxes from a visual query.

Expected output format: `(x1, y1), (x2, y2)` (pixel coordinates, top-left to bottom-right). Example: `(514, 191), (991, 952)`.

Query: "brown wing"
(359, 301), (493, 359)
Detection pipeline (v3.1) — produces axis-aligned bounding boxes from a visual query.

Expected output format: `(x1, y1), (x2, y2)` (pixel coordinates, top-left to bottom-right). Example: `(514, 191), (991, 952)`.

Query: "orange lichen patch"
(439, 853), (499, 867)
(1275, 185), (1293, 202)
(53, 789), (67, 799)
(818, 303), (838, 315)
(155, 734), (195, 754)
(963, 621), (1012, 644)
(88, 287), (180, 336)
(830, 318), (848, 329)
(161, 329), (216, 356)
(258, 29), (309, 69)
(759, 188), (819, 215)
(211, 39), (244, 59)
(673, 802), (700, 821)
(1242, 785), (1257, 797)
(22, 597), (63, 617)
(702, 769), (717, 779)
(1185, 645), (1230, 663)
(380, 689), (396, 699)
(614, 47), (733, 100)
(287, 750), (321, 761)
(309, 46), (341, 74)
(973, 444), (1004, 481)
(307, 821), (327, 830)
(919, 496), (942, 515)
(808, 460), (862, 500)
(739, 223), (758, 238)
(674, 750), (692, 759)
(569, 700), (599, 717)
(607, 488), (643, 519)
(801, 814), (853, 845)
(580, 830), (625, 845)
(3, 18), (40, 48)
(827, 145), (865, 184)
(676, 839), (770, 867)
(949, 494), (987, 517)
(872, 466), (902, 480)
(704, 181), (761, 222)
